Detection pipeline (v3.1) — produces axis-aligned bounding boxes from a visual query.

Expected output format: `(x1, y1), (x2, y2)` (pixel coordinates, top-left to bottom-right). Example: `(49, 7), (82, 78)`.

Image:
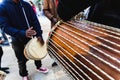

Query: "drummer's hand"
(0, 40), (4, 44)
(37, 36), (44, 46)
(26, 27), (36, 38)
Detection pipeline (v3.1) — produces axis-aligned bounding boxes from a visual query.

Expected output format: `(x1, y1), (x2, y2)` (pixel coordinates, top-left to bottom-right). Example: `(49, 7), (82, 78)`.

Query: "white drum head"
(24, 37), (47, 60)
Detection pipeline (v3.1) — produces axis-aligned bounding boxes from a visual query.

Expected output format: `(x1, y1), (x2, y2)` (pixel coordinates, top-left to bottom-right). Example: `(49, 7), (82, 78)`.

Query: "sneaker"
(36, 67), (49, 73)
(22, 76), (29, 80)
(52, 62), (58, 67)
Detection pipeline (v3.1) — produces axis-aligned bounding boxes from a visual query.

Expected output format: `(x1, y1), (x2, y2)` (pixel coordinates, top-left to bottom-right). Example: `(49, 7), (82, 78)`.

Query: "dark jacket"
(0, 0), (42, 43)
(57, 0), (120, 28)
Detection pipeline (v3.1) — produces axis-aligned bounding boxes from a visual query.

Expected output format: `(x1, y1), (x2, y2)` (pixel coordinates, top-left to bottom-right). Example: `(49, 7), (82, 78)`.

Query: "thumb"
(28, 27), (33, 30)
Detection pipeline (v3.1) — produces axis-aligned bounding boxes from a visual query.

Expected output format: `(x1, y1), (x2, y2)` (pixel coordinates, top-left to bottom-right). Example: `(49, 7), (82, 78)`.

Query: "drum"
(24, 37), (47, 60)
(0, 70), (6, 80)
(47, 20), (120, 80)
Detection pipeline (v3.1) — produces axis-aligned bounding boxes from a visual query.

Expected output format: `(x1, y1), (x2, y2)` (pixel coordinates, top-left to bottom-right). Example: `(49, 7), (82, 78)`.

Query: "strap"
(20, 1), (30, 29)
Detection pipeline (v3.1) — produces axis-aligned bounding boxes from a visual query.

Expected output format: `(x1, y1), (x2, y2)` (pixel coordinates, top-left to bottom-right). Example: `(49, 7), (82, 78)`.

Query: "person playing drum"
(0, 0), (49, 80)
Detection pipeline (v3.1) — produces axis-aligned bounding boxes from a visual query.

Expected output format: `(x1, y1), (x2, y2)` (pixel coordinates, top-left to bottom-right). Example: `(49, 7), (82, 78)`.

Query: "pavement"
(1, 12), (72, 80)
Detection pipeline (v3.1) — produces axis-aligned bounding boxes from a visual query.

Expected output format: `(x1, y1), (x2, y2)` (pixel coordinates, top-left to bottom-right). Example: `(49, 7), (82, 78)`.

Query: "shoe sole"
(36, 69), (49, 74)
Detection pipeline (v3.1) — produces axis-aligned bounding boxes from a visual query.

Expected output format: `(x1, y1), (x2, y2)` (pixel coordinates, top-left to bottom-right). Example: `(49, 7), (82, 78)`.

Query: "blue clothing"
(0, 0), (43, 77)
(0, 0), (42, 43)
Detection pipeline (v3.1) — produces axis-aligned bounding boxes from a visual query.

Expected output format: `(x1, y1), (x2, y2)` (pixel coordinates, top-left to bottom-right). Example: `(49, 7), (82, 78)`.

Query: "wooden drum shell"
(47, 20), (120, 80)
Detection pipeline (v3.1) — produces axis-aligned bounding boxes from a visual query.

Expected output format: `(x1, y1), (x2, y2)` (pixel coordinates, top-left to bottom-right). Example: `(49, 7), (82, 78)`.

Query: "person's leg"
(49, 52), (58, 67)
(0, 46), (9, 73)
(0, 46), (3, 68)
(34, 60), (42, 69)
(34, 60), (49, 73)
(12, 42), (28, 77)
(52, 62), (57, 67)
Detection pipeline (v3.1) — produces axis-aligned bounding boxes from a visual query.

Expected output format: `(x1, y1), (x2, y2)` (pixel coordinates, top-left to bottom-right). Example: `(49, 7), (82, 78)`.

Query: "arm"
(29, 4), (44, 45)
(31, 13), (44, 45)
(27, 3), (42, 38)
(43, 0), (54, 20)
(43, 9), (58, 25)
(0, 5), (26, 38)
(43, 0), (58, 26)
(43, 9), (54, 21)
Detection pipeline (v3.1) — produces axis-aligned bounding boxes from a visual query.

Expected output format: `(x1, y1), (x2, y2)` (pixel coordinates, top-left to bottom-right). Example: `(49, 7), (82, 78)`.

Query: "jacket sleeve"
(0, 5), (26, 38)
(57, 0), (99, 21)
(29, 4), (43, 38)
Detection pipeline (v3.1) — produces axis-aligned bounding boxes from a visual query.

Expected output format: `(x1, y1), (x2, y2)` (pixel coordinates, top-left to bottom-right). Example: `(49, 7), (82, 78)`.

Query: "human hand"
(37, 36), (44, 46)
(26, 27), (36, 38)
(0, 40), (4, 44)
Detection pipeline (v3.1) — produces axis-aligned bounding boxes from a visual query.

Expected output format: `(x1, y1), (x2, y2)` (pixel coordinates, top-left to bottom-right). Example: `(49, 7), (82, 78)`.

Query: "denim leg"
(11, 42), (28, 77)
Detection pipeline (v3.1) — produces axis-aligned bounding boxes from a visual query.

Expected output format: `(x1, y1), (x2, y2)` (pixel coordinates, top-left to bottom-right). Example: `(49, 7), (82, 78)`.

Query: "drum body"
(24, 37), (47, 60)
(0, 71), (6, 80)
(47, 20), (120, 80)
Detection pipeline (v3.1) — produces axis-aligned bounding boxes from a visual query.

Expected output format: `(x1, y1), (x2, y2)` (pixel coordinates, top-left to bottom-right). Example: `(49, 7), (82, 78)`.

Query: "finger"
(28, 31), (36, 35)
(28, 27), (33, 30)
(27, 35), (33, 38)
(33, 31), (37, 35)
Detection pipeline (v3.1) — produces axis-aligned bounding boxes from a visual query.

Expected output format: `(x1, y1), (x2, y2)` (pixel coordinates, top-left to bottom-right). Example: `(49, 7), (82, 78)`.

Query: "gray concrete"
(1, 13), (72, 80)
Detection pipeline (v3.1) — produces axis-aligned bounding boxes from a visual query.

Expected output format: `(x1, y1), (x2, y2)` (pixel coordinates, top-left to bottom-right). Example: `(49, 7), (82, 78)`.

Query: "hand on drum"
(26, 27), (36, 38)
(37, 37), (44, 46)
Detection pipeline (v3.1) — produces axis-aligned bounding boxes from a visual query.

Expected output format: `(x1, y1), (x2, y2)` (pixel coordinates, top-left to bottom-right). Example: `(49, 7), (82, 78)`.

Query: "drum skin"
(24, 37), (47, 60)
(0, 70), (6, 80)
(47, 20), (120, 80)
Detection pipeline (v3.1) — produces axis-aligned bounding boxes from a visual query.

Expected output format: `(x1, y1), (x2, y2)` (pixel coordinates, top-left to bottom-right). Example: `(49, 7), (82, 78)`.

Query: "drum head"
(24, 37), (47, 60)
(0, 70), (6, 80)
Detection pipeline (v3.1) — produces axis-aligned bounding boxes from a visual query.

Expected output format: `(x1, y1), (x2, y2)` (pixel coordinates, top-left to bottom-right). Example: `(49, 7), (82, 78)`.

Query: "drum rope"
(49, 39), (100, 80)
(48, 37), (104, 80)
(47, 52), (74, 80)
(47, 48), (76, 80)
(47, 45), (82, 80)
(62, 22), (120, 54)
(85, 21), (120, 36)
(82, 20), (120, 34)
(49, 31), (114, 80)
(70, 21), (120, 47)
(56, 25), (120, 73)
(67, 22), (120, 48)
(57, 25), (120, 64)
(50, 39), (92, 80)
(74, 20), (120, 36)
